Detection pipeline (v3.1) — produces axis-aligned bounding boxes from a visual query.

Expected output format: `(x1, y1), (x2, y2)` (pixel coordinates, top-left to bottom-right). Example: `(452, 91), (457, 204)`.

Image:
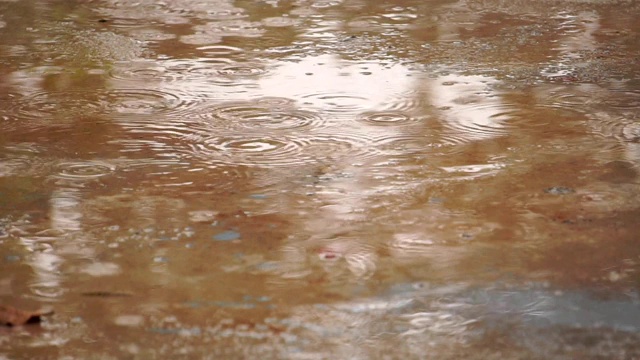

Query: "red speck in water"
(317, 248), (340, 260)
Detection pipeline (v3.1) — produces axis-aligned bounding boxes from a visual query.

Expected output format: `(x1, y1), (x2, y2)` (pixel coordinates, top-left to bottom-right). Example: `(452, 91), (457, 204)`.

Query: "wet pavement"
(0, 0), (639, 358)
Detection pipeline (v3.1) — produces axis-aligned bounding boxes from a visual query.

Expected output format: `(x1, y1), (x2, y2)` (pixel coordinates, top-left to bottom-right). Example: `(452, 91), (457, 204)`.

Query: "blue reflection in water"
(381, 282), (640, 331)
(213, 230), (241, 241)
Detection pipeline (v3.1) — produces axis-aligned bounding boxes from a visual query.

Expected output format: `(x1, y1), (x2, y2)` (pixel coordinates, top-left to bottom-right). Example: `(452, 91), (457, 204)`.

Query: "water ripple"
(96, 1), (246, 25)
(534, 85), (597, 115)
(373, 134), (464, 157)
(197, 45), (244, 56)
(357, 111), (416, 127)
(8, 89), (189, 121)
(109, 61), (173, 81)
(590, 111), (640, 143)
(600, 90), (640, 110)
(299, 92), (372, 113)
(440, 104), (513, 140)
(54, 160), (117, 181)
(432, 76), (513, 141)
(187, 133), (379, 167)
(109, 58), (262, 87)
(106, 89), (186, 115)
(378, 91), (430, 113)
(8, 91), (102, 120)
(261, 17), (300, 28)
(0, 143), (50, 176)
(194, 98), (326, 132)
(216, 64), (266, 77)
(180, 20), (265, 45)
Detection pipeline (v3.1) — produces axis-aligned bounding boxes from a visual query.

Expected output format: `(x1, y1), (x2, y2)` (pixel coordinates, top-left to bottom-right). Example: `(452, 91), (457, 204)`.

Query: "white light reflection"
(259, 55), (414, 116)
(261, 55), (513, 281)
(19, 188), (86, 299)
(541, 11), (601, 78)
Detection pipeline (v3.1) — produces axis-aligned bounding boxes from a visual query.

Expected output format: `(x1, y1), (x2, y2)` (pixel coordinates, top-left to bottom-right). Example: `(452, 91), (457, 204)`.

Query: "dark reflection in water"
(1, 0), (640, 358)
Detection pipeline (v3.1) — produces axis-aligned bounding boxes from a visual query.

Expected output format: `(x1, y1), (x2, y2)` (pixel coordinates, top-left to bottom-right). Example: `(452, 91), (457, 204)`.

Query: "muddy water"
(0, 0), (639, 358)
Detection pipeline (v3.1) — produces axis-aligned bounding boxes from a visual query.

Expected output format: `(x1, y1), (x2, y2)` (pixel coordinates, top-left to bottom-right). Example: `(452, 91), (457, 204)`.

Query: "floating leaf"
(0, 304), (53, 326)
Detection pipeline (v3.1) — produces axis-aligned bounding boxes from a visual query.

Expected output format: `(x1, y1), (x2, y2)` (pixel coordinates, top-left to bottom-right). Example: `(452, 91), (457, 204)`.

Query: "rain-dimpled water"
(1, 0), (640, 358)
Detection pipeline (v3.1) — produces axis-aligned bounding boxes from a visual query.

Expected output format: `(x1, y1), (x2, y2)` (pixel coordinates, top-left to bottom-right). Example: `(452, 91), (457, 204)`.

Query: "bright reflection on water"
(1, 0), (640, 358)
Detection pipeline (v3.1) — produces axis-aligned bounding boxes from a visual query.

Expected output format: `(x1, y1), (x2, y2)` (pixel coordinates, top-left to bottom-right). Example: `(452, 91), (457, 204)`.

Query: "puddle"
(0, 0), (639, 358)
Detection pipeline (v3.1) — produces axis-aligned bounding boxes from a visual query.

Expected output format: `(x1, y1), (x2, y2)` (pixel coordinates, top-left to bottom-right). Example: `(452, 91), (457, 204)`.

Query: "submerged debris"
(0, 304), (53, 327)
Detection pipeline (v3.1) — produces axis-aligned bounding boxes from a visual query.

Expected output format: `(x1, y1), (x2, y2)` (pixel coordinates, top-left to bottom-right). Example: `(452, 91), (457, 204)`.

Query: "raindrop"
(430, 75), (518, 141)
(188, 133), (379, 167)
(7, 89), (188, 122)
(55, 160), (116, 180)
(299, 92), (372, 113)
(600, 91), (640, 110)
(194, 99), (326, 132)
(357, 111), (414, 126)
(217, 64), (266, 77)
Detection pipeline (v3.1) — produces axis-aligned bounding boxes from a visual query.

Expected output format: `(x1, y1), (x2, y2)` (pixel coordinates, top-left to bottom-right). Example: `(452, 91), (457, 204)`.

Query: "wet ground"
(1, 0), (640, 358)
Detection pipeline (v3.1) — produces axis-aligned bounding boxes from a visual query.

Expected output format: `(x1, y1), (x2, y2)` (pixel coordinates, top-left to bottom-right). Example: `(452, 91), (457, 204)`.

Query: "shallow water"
(0, 0), (639, 358)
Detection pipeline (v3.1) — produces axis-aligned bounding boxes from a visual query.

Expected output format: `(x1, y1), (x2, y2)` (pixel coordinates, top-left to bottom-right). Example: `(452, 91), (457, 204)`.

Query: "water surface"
(1, 0), (640, 358)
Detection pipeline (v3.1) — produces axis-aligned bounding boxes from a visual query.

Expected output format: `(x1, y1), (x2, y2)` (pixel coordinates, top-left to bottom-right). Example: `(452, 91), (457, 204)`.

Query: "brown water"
(1, 0), (639, 358)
